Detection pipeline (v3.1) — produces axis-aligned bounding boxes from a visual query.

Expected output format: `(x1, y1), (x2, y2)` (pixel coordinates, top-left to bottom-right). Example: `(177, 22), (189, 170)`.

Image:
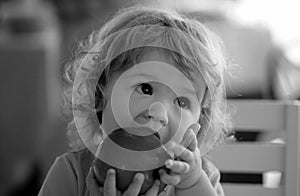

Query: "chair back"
(209, 100), (300, 196)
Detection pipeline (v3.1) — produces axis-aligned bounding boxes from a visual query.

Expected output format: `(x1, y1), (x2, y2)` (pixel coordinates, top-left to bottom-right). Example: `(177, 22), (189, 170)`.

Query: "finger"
(191, 123), (201, 136)
(180, 124), (201, 152)
(117, 190), (122, 196)
(166, 142), (194, 163)
(180, 124), (200, 147)
(159, 169), (181, 186)
(103, 188), (122, 196)
(144, 180), (160, 196)
(123, 173), (144, 196)
(198, 116), (210, 149)
(188, 130), (198, 152)
(180, 128), (194, 149)
(181, 128), (199, 152)
(165, 159), (190, 174)
(86, 168), (103, 194)
(103, 169), (117, 196)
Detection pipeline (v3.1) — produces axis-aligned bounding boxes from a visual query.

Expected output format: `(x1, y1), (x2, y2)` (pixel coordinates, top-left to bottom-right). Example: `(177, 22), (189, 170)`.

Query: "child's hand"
(101, 169), (161, 196)
(87, 167), (163, 196)
(159, 124), (203, 190)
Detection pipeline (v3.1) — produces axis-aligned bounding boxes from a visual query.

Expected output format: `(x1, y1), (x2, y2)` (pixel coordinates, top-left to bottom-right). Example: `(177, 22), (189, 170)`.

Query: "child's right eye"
(136, 83), (153, 95)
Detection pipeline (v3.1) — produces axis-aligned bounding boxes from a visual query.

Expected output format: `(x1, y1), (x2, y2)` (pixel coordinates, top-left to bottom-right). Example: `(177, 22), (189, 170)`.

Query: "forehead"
(139, 49), (172, 64)
(139, 49), (205, 88)
(127, 50), (206, 98)
(106, 48), (207, 102)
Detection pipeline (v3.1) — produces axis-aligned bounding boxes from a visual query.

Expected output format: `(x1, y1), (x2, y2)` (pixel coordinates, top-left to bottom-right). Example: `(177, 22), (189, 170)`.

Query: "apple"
(93, 127), (171, 194)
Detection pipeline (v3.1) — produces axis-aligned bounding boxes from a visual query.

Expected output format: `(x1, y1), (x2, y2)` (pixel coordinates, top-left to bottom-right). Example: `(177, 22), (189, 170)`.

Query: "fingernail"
(155, 180), (160, 186)
(109, 169), (115, 174)
(107, 169), (115, 176)
(165, 160), (173, 168)
(158, 169), (164, 175)
(135, 173), (143, 181)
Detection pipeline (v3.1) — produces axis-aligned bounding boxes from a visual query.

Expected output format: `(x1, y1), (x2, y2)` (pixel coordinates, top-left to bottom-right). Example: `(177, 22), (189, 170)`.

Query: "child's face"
(101, 50), (206, 144)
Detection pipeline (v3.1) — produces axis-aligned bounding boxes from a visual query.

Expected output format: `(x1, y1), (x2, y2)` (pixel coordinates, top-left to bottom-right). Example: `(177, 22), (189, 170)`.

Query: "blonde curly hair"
(61, 6), (232, 154)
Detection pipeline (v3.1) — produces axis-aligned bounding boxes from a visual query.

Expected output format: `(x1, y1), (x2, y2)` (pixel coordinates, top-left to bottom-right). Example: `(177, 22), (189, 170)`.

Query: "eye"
(175, 97), (190, 109)
(136, 83), (153, 95)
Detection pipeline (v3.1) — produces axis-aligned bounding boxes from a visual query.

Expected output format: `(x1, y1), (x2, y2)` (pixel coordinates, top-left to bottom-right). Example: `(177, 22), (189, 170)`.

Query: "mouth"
(134, 114), (164, 140)
(153, 131), (160, 140)
(140, 126), (161, 140)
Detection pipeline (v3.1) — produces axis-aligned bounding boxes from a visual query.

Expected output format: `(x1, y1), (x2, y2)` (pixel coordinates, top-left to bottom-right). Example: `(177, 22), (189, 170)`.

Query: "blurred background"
(0, 0), (299, 195)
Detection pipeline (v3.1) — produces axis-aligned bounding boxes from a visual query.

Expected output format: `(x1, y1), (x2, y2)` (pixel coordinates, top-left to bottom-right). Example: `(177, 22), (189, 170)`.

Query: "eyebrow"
(181, 87), (198, 96)
(130, 73), (154, 79)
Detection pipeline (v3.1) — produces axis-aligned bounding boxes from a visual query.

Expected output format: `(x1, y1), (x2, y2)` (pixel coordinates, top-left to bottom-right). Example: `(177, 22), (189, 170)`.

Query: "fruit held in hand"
(93, 127), (170, 194)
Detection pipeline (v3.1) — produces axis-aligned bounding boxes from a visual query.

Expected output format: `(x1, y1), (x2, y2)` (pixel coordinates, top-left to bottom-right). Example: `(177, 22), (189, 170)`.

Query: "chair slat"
(209, 143), (285, 172)
(210, 100), (300, 196)
(284, 103), (300, 196)
(228, 100), (286, 132)
(223, 184), (283, 196)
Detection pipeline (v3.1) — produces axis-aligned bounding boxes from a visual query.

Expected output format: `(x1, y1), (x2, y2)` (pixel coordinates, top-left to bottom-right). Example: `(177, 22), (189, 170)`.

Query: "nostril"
(147, 114), (168, 126)
(159, 119), (167, 126)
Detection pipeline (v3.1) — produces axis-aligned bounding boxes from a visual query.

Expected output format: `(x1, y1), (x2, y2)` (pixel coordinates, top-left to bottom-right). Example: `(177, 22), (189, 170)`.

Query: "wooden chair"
(209, 100), (300, 196)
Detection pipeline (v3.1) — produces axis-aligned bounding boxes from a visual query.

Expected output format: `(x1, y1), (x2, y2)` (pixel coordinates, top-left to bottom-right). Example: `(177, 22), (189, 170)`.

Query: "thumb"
(180, 123), (201, 148)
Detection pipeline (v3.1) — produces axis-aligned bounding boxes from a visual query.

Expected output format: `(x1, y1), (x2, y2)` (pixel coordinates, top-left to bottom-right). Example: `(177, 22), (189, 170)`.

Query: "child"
(39, 6), (231, 196)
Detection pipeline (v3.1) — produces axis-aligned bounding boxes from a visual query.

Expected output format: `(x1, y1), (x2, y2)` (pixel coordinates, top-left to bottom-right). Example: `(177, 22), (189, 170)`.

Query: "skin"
(98, 50), (208, 195)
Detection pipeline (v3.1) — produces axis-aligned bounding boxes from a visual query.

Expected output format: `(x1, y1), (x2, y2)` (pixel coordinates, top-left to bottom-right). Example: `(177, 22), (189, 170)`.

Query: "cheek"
(181, 109), (200, 126)
(104, 81), (139, 129)
(101, 101), (119, 134)
(181, 113), (197, 131)
(129, 94), (151, 117)
(167, 110), (199, 143)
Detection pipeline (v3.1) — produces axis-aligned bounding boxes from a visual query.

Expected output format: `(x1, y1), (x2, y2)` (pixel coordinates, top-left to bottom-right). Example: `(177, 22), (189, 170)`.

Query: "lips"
(133, 113), (165, 137)
(146, 120), (164, 132)
(153, 132), (160, 140)
(137, 126), (160, 140)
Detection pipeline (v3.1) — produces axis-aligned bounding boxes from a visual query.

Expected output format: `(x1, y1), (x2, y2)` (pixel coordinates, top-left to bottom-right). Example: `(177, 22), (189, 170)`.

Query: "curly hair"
(61, 6), (232, 154)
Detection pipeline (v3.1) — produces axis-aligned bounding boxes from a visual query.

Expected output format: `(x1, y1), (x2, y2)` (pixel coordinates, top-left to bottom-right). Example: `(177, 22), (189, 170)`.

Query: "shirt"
(38, 148), (224, 196)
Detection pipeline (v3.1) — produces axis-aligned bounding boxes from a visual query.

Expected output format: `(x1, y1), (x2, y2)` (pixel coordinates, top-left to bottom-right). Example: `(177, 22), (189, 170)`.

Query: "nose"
(148, 102), (168, 126)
